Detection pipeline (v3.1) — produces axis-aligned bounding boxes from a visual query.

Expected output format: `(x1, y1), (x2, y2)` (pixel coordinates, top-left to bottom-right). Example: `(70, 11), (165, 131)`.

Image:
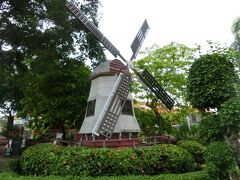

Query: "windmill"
(66, 0), (174, 146)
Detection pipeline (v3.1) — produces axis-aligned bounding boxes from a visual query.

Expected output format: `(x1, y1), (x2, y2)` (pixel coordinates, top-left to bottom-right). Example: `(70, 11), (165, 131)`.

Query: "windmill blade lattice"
(136, 69), (174, 110)
(66, 0), (120, 57)
(130, 20), (149, 60)
(92, 73), (132, 138)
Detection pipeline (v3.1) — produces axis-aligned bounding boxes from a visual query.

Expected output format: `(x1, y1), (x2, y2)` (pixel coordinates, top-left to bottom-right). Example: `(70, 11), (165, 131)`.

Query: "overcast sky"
(98, 0), (240, 60)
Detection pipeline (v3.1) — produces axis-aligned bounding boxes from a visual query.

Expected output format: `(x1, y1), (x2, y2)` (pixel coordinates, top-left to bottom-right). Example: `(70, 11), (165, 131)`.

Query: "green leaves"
(20, 143), (195, 176)
(134, 42), (196, 106)
(187, 48), (238, 111)
(134, 108), (158, 136)
(0, 0), (104, 135)
(198, 114), (225, 143)
(20, 59), (91, 132)
(231, 17), (240, 53)
(204, 142), (237, 179)
(178, 140), (205, 164)
(219, 96), (240, 136)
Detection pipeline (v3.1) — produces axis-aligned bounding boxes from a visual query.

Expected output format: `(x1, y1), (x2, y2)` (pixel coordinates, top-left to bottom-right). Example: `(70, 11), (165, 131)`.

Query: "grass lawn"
(0, 158), (210, 180)
(0, 171), (211, 180)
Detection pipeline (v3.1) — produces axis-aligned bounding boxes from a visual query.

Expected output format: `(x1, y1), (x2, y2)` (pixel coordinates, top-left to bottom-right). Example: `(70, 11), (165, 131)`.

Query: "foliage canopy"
(134, 42), (196, 106)
(20, 59), (91, 133)
(219, 96), (240, 136)
(187, 50), (238, 111)
(204, 141), (237, 179)
(232, 16), (240, 53)
(0, 0), (104, 136)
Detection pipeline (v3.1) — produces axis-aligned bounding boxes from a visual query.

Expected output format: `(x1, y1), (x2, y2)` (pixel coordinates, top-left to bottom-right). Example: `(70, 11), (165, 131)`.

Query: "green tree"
(231, 17), (240, 53)
(188, 43), (240, 165)
(0, 52), (26, 134)
(187, 45), (238, 111)
(20, 59), (91, 139)
(231, 17), (240, 95)
(219, 96), (240, 166)
(198, 114), (224, 143)
(0, 116), (8, 137)
(204, 142), (237, 180)
(134, 107), (173, 136)
(134, 108), (158, 136)
(135, 42), (196, 105)
(0, 0), (105, 136)
(163, 106), (197, 140)
(134, 42), (197, 134)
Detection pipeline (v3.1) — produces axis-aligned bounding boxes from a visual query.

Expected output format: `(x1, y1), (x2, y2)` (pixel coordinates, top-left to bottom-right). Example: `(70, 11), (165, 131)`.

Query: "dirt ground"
(0, 155), (20, 169)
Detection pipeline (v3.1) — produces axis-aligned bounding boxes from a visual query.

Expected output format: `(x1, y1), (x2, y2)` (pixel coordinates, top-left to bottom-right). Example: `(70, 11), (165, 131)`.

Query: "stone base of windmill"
(76, 132), (140, 148)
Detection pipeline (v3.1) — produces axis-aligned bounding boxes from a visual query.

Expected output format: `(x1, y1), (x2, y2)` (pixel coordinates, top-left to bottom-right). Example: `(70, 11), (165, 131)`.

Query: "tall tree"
(20, 59), (91, 139)
(134, 42), (197, 134)
(231, 17), (240, 53)
(0, 0), (105, 136)
(231, 17), (240, 95)
(134, 42), (196, 106)
(219, 96), (240, 166)
(187, 44), (238, 112)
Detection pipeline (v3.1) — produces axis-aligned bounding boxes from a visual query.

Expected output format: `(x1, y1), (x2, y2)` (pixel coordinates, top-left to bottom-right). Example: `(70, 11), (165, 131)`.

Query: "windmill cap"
(91, 59), (130, 80)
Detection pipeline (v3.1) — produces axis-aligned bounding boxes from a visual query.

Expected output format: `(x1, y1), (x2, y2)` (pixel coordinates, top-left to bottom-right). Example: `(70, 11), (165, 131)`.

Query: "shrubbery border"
(21, 143), (195, 176)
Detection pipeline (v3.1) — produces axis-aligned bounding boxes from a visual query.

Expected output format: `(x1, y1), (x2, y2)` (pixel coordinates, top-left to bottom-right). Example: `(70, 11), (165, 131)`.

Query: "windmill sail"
(66, 1), (120, 58)
(92, 73), (132, 138)
(130, 20), (149, 60)
(135, 69), (174, 110)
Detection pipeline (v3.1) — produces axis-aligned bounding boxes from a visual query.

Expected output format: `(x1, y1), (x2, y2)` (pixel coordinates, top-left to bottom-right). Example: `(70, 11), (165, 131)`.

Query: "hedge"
(204, 141), (237, 179)
(177, 140), (205, 164)
(20, 143), (195, 176)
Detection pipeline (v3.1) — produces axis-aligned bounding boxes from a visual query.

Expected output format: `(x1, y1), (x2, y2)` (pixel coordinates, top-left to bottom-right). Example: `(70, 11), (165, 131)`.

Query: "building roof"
(91, 59), (130, 80)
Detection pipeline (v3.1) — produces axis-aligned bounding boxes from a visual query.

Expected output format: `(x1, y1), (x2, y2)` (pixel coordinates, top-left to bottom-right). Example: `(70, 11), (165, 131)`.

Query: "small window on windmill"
(121, 100), (133, 115)
(86, 99), (96, 117)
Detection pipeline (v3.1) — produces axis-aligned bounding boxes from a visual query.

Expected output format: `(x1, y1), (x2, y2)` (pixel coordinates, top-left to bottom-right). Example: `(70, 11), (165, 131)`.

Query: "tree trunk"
(59, 123), (66, 140)
(7, 111), (14, 138)
(146, 99), (164, 135)
(153, 109), (164, 135)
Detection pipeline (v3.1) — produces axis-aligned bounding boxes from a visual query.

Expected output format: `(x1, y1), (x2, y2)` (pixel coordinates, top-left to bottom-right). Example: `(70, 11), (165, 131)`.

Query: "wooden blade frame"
(130, 20), (149, 60)
(66, 0), (120, 58)
(135, 69), (174, 110)
(92, 73), (132, 138)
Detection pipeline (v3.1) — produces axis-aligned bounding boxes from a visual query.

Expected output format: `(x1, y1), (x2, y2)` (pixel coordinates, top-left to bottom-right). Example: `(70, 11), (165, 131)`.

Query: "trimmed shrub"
(219, 96), (240, 135)
(204, 141), (237, 180)
(198, 114), (224, 143)
(20, 143), (60, 175)
(135, 144), (195, 175)
(219, 96), (240, 166)
(177, 140), (205, 164)
(187, 52), (237, 110)
(20, 143), (195, 176)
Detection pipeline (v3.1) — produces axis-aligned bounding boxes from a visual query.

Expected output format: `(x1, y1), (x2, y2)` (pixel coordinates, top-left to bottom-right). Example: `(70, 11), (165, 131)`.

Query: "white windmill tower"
(80, 59), (141, 146)
(66, 1), (174, 147)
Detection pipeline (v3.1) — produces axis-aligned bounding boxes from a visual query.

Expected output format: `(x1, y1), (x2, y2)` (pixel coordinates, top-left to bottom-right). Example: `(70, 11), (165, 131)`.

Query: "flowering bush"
(21, 143), (195, 176)
(177, 140), (205, 164)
